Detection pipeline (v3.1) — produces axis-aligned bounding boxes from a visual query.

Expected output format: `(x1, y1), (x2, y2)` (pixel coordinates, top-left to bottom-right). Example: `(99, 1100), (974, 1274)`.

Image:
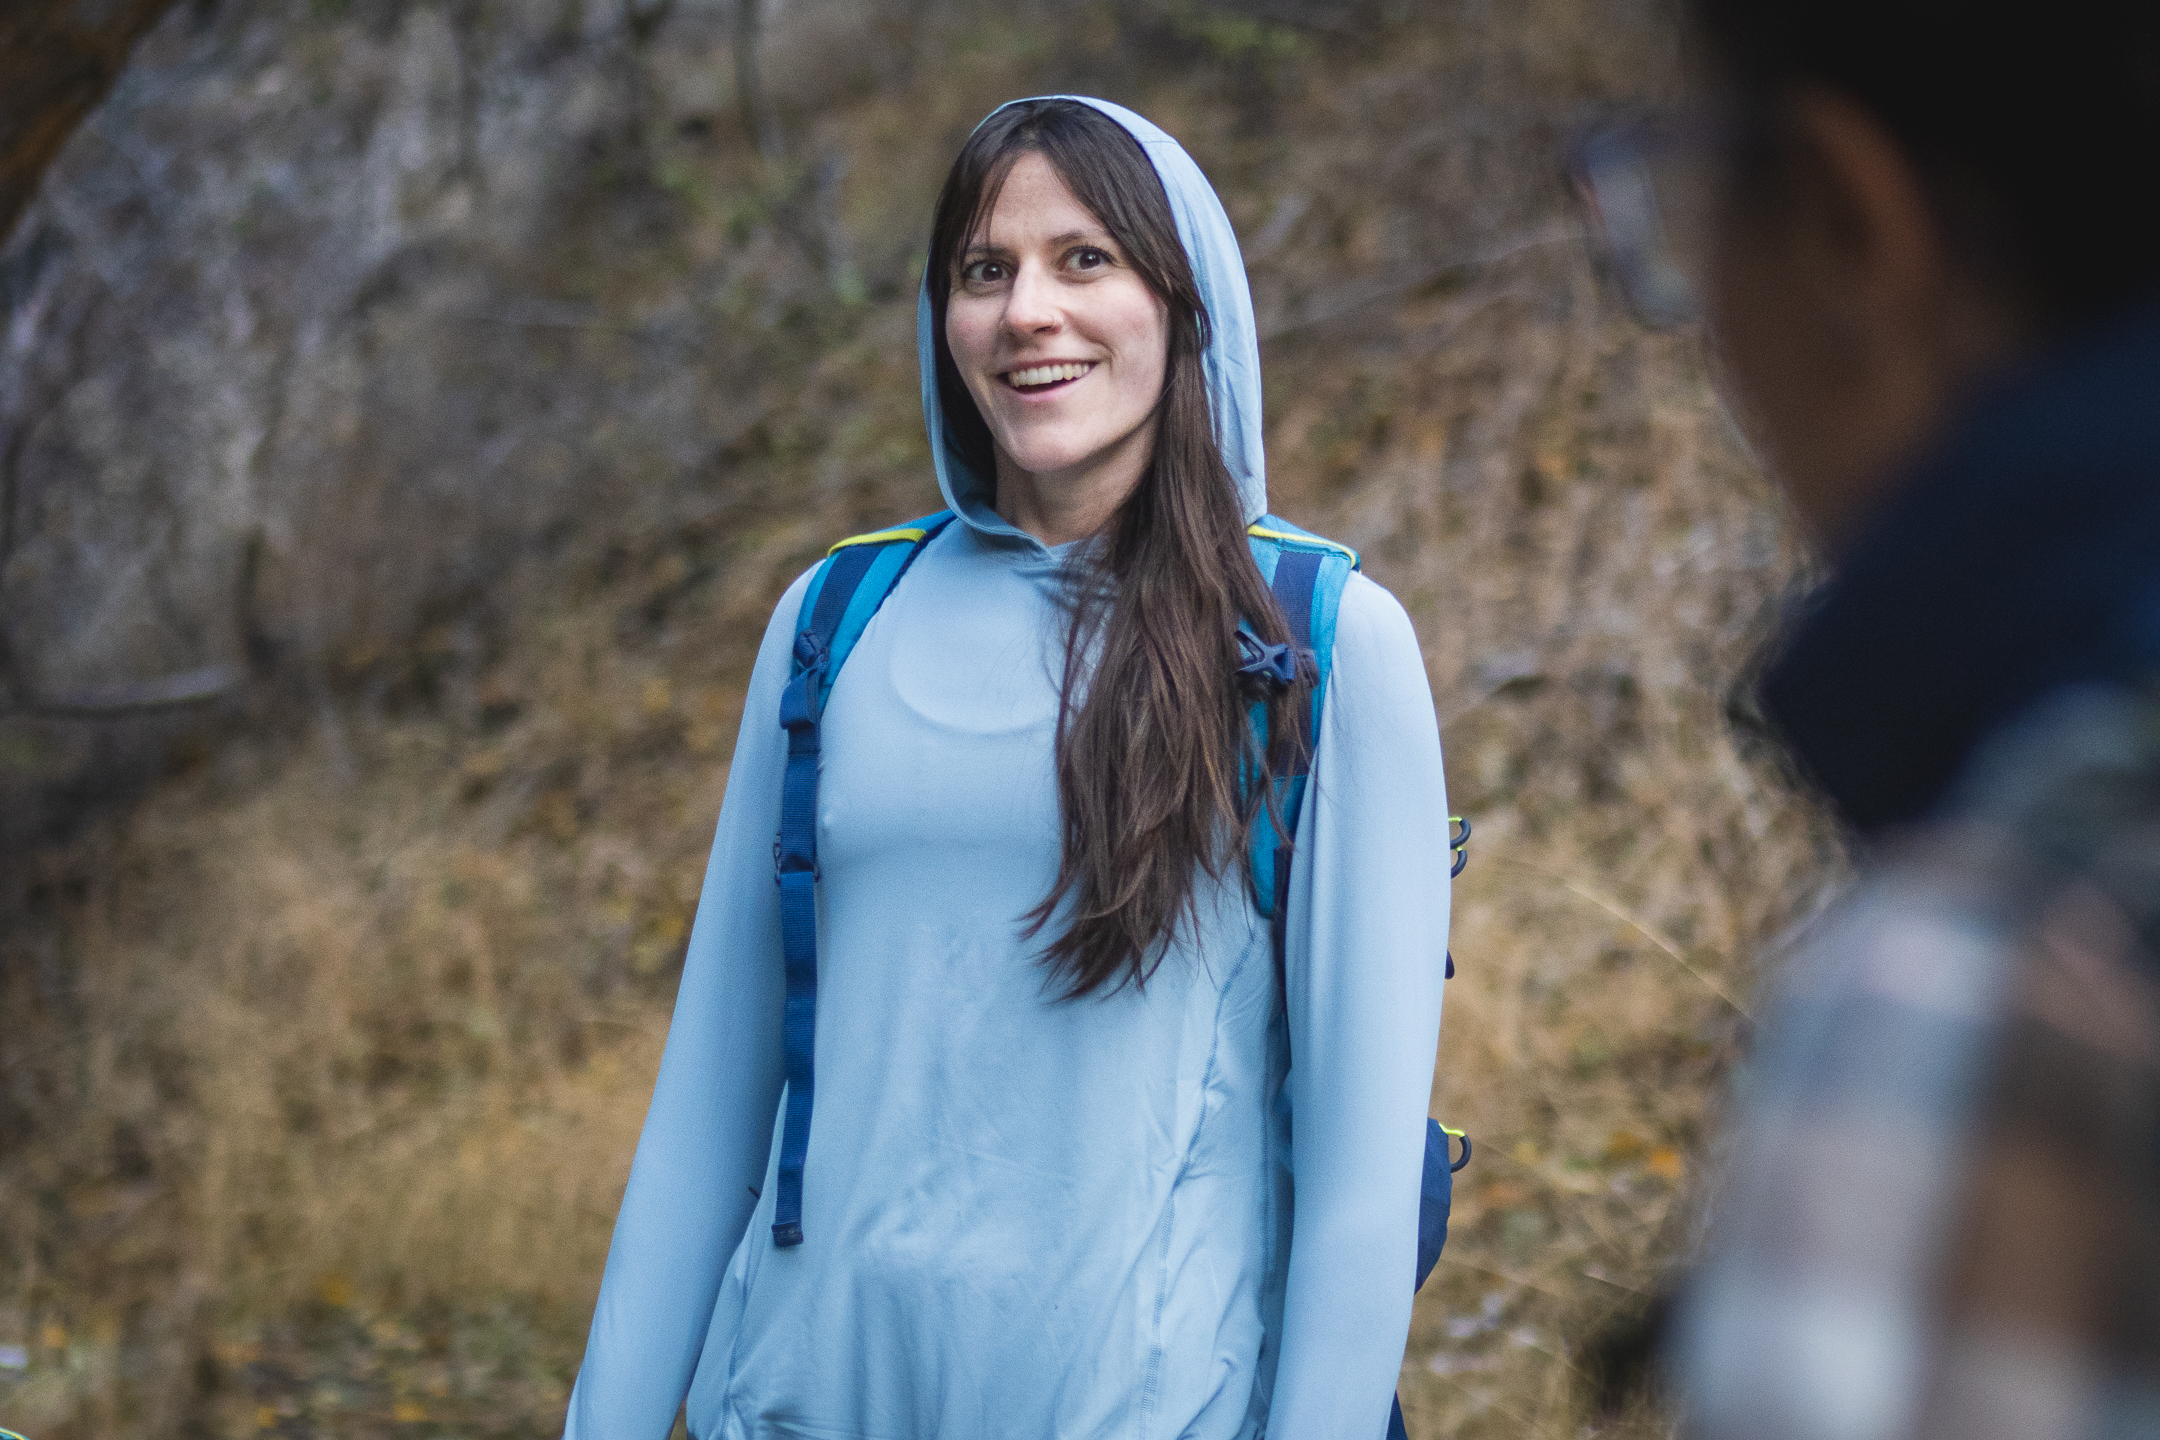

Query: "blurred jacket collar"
(1761, 294), (2160, 837)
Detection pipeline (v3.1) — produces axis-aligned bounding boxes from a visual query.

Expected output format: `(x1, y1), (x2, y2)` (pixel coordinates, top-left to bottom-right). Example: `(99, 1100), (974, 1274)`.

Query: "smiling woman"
(560, 97), (1455, 1440)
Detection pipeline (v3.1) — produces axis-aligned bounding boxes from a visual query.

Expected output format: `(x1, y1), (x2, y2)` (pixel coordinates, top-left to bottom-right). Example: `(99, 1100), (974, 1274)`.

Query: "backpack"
(770, 510), (1468, 1439)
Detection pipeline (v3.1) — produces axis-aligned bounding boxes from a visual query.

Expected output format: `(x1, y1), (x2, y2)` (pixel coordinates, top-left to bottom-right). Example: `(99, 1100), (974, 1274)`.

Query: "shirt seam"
(1139, 941), (1255, 1438)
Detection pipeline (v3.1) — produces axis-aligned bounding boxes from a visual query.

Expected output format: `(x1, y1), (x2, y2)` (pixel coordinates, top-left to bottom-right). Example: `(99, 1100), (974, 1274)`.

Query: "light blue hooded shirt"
(563, 98), (1451, 1440)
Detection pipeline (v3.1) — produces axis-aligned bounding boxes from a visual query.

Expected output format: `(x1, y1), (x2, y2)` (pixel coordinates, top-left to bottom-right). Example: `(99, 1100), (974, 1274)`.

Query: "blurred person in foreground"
(1574, 3), (2160, 1437)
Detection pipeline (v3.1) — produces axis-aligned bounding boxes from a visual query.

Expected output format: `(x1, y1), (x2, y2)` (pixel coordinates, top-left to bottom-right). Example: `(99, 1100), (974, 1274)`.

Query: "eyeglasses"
(1567, 118), (1725, 330)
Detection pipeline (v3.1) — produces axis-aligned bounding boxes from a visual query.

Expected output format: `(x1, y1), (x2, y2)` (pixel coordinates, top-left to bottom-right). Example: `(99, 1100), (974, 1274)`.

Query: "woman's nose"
(1003, 262), (1063, 334)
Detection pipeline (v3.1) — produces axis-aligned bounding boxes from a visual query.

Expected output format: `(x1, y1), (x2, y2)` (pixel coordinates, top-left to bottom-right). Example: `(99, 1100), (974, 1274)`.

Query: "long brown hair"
(927, 99), (1307, 998)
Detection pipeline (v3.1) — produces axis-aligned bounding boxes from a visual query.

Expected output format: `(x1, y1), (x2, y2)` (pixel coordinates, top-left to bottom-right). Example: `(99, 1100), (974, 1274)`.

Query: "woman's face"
(944, 152), (1171, 500)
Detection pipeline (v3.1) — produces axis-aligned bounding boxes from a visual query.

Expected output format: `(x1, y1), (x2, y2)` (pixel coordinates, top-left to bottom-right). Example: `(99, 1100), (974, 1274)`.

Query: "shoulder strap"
(770, 510), (954, 1249)
(1241, 514), (1360, 934)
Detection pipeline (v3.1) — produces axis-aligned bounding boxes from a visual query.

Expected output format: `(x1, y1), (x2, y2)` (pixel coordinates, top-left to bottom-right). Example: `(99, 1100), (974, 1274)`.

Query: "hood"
(916, 95), (1267, 547)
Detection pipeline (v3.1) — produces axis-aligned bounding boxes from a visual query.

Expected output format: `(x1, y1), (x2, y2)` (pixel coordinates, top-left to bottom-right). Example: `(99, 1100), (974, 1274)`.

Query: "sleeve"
(1268, 573), (1453, 1440)
(562, 569), (816, 1440)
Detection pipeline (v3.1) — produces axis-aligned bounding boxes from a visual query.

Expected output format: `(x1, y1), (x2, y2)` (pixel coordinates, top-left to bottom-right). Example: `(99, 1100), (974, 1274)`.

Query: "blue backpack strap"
(1242, 515), (1360, 940)
(1245, 518), (1469, 1439)
(771, 509), (954, 1248)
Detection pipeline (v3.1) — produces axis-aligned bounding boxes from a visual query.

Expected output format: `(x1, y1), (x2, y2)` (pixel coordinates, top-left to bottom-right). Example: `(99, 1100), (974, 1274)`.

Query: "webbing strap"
(1270, 847), (1293, 1013)
(772, 865), (817, 1248)
(1266, 547), (1325, 1007)
(1244, 517), (1354, 927)
(1272, 549), (1323, 668)
(771, 512), (952, 1248)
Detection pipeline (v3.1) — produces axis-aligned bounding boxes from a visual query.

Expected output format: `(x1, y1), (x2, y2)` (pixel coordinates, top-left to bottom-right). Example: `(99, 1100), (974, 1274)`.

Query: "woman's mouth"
(1002, 361), (1096, 394)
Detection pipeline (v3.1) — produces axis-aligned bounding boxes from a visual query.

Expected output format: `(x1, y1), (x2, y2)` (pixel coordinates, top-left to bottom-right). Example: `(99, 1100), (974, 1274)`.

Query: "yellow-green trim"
(828, 525), (930, 555)
(1247, 523), (1359, 565)
(1439, 1124), (1467, 1139)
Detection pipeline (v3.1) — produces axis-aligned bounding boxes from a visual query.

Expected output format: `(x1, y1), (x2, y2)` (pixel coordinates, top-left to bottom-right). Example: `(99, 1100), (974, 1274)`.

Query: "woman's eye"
(1068, 247), (1111, 271)
(961, 259), (1007, 284)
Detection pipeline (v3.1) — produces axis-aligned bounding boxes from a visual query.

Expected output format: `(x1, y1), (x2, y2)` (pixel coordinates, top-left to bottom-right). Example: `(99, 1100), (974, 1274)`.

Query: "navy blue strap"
(1266, 548), (1324, 1008)
(1270, 548), (1323, 756)
(770, 517), (950, 1248)
(1270, 846), (1293, 1014)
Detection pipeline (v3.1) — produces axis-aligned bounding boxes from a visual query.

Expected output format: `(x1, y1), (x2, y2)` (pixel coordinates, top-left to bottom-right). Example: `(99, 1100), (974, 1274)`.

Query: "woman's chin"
(995, 440), (1114, 482)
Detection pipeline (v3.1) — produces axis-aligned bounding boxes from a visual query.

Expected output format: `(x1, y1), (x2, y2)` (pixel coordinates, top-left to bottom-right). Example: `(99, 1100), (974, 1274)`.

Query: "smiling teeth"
(1007, 362), (1093, 388)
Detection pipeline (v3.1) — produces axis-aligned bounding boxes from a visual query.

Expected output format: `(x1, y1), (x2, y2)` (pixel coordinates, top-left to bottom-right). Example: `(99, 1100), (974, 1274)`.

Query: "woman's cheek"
(946, 314), (978, 374)
(946, 301), (998, 380)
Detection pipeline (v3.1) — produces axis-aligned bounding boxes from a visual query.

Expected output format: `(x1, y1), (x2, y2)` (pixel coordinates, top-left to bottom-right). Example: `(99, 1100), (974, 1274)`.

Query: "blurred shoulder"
(1692, 685), (2160, 1436)
(1754, 682), (2160, 1092)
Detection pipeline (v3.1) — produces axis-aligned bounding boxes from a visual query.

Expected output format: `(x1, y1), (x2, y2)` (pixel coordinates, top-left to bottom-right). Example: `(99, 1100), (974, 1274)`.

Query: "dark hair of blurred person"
(1691, 1), (2160, 567)
(1648, 4), (2160, 1439)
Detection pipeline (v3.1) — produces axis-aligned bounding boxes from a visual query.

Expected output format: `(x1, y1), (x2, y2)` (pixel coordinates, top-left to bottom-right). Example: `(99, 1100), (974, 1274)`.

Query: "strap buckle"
(780, 631), (829, 733)
(1235, 631), (1300, 699)
(773, 838), (818, 881)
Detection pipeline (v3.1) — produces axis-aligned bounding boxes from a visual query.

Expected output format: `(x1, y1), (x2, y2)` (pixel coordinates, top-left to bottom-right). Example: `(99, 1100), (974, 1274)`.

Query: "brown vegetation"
(0, 1), (1841, 1436)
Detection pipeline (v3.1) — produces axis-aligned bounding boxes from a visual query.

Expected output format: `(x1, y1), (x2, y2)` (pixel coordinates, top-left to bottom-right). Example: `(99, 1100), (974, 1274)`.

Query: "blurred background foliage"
(0, 0), (1842, 1435)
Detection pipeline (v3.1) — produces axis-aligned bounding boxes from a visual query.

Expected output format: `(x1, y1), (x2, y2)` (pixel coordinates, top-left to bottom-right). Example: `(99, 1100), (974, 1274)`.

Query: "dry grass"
(0, 2), (1843, 1436)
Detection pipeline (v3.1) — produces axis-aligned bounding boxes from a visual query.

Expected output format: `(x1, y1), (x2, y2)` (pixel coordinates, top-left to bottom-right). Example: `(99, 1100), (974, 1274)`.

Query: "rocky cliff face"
(0, 0), (1684, 847)
(0, 0), (919, 842)
(0, 0), (1686, 852)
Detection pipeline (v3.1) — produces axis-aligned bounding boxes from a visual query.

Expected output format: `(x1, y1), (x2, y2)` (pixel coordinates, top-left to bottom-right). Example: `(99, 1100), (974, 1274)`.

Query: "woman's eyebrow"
(966, 230), (1112, 256)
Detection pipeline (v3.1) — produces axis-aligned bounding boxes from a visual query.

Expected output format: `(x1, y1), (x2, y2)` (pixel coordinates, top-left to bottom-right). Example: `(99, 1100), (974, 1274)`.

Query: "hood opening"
(916, 95), (1269, 547)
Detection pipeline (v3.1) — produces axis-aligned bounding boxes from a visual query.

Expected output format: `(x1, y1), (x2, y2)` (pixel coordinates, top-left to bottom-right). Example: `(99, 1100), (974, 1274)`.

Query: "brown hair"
(927, 99), (1306, 999)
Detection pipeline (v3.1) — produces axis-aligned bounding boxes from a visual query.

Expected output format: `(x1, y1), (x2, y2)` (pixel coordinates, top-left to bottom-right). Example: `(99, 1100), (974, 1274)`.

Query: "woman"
(563, 96), (1451, 1440)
